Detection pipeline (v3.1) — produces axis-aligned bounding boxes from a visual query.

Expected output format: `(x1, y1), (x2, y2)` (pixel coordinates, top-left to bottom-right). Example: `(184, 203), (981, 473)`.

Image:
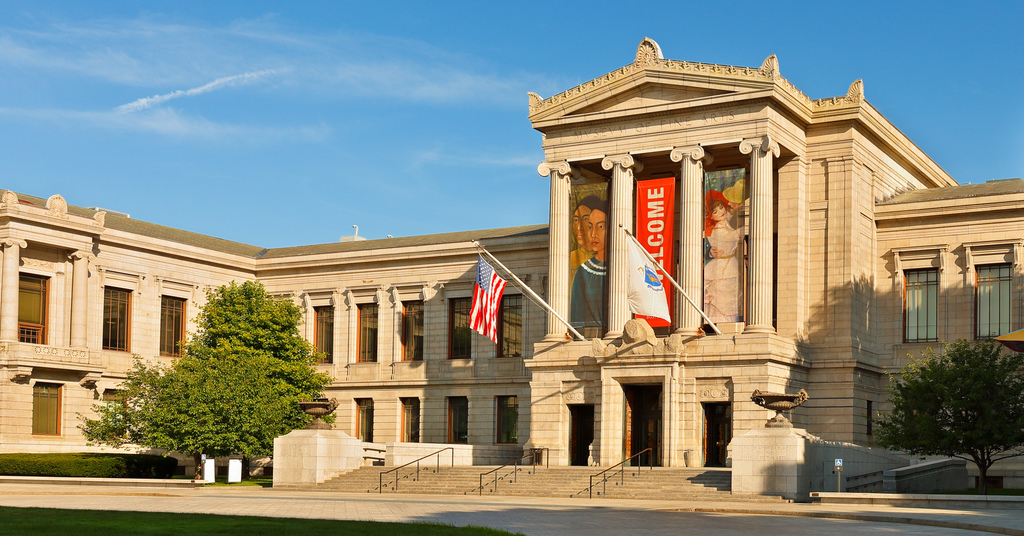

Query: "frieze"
(559, 108), (746, 144)
(33, 345), (90, 362)
(22, 258), (56, 270)
(699, 388), (730, 400)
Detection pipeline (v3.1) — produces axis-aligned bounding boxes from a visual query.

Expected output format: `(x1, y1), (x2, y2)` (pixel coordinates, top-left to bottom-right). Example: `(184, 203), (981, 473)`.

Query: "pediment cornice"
(528, 38), (866, 125)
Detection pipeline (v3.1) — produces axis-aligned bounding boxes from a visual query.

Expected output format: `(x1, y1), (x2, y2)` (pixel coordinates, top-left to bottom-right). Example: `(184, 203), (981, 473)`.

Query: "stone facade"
(1, 39), (1022, 482)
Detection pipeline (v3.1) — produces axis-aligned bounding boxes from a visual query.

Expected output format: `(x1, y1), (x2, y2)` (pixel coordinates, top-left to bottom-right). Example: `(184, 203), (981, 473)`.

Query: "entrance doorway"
(568, 404), (594, 466)
(702, 402), (731, 467)
(622, 385), (662, 466)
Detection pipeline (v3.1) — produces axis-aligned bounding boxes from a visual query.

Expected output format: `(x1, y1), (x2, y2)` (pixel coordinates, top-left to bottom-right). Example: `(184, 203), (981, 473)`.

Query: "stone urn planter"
(750, 389), (809, 428)
(298, 398), (339, 430)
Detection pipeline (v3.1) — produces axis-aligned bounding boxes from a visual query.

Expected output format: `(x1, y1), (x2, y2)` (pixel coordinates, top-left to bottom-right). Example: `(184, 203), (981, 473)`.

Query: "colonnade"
(539, 135), (779, 339)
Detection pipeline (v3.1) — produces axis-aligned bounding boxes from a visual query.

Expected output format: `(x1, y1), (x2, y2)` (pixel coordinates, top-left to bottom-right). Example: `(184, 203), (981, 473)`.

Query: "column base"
(673, 327), (702, 337)
(742, 324), (775, 335)
(603, 331), (622, 341)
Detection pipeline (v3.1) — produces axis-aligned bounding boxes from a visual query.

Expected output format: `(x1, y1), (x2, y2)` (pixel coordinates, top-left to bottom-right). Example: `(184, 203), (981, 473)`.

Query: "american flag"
(470, 255), (507, 343)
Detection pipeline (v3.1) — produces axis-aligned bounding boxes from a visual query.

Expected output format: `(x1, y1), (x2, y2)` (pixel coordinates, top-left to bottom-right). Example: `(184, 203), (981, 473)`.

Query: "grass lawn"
(0, 507), (522, 535)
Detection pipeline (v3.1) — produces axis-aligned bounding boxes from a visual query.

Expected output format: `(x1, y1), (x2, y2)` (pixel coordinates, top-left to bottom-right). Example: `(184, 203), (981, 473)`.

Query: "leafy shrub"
(0, 453), (177, 478)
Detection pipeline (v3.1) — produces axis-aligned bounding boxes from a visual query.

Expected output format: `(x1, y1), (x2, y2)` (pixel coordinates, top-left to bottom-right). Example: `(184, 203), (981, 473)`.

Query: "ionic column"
(601, 154), (643, 339)
(0, 239), (26, 341)
(739, 135), (779, 334)
(69, 251), (90, 348)
(538, 161), (574, 340)
(670, 146), (713, 335)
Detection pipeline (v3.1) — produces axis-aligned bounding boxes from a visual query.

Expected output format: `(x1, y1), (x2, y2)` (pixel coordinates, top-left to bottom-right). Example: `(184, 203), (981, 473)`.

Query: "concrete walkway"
(0, 482), (1021, 535)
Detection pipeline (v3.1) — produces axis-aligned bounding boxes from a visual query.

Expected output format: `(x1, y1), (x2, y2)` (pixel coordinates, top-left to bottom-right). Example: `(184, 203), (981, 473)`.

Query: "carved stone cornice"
(601, 154), (643, 174)
(537, 161), (573, 178)
(739, 135), (780, 158)
(813, 79), (864, 110)
(1, 190), (19, 210)
(528, 40), (815, 116)
(46, 194), (69, 219)
(670, 146), (714, 165)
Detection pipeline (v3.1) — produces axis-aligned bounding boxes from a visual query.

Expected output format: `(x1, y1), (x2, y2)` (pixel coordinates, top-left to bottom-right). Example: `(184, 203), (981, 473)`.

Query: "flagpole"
(472, 241), (587, 341)
(619, 225), (722, 335)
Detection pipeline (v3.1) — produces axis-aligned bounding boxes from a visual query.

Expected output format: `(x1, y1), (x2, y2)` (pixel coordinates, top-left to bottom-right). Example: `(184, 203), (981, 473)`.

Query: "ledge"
(812, 491), (1024, 510)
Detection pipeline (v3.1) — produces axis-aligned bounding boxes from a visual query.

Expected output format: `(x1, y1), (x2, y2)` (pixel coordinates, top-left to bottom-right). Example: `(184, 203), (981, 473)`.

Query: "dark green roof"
(879, 178), (1024, 205)
(6, 190), (547, 259)
(258, 225), (548, 259)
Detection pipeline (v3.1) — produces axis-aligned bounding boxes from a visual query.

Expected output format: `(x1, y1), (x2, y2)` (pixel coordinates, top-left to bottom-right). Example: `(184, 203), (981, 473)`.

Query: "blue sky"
(1, 1), (1021, 248)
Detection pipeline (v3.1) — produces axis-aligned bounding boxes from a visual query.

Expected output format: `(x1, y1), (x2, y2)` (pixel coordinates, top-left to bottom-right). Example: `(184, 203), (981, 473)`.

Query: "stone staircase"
(314, 464), (784, 502)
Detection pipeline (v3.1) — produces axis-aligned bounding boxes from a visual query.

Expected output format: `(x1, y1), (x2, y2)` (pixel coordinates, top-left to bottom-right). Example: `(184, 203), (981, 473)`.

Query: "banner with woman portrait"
(569, 179), (609, 334)
(703, 169), (747, 324)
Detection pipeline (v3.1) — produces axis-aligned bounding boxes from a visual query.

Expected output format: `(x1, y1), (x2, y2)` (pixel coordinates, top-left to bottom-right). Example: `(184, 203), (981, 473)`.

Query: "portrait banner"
(703, 169), (747, 324)
(569, 180), (609, 334)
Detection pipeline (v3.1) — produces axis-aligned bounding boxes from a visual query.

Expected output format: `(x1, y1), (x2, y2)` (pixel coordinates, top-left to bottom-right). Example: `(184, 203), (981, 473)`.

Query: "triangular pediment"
(572, 83), (734, 115)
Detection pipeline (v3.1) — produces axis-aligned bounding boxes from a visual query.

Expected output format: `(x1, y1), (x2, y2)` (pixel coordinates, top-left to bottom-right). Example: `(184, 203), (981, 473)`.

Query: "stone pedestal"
(272, 428), (365, 487)
(730, 427), (817, 501)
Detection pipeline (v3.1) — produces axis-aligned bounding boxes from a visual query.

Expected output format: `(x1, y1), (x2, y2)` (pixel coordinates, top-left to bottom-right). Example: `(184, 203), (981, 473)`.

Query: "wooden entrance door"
(703, 402), (731, 467)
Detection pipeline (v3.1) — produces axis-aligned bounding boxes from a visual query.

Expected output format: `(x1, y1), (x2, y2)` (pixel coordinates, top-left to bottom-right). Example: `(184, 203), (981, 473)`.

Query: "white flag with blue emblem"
(627, 239), (671, 322)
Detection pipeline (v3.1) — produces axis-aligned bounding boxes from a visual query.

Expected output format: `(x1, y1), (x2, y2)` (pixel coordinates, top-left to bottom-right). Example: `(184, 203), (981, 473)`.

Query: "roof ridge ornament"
(760, 54), (780, 78)
(634, 37), (663, 67)
(1, 190), (19, 210)
(847, 78), (864, 101)
(46, 194), (69, 219)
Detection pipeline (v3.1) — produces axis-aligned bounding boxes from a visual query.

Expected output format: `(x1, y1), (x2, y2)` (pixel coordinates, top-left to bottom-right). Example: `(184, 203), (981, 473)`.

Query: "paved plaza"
(0, 483), (1021, 535)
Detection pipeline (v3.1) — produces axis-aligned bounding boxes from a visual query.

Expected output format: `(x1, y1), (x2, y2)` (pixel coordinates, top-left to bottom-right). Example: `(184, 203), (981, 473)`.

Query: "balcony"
(0, 341), (104, 374)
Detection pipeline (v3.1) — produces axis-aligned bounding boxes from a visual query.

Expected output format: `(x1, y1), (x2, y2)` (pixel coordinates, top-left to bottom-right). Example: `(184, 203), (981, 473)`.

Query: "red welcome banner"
(635, 177), (676, 328)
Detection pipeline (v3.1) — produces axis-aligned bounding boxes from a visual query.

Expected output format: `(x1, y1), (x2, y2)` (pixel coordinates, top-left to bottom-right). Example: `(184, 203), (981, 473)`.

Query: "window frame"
(975, 263), (1012, 340)
(357, 303), (378, 363)
(495, 395), (519, 444)
(32, 382), (61, 435)
(402, 300), (424, 361)
(18, 274), (48, 344)
(103, 286), (132, 352)
(449, 297), (472, 359)
(447, 396), (469, 444)
(314, 305), (335, 364)
(159, 295), (186, 357)
(497, 294), (523, 358)
(355, 398), (374, 442)
(903, 268), (939, 343)
(401, 397), (420, 443)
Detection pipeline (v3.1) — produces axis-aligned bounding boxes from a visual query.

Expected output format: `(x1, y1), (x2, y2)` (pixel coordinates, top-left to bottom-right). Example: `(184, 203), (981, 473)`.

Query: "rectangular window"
(449, 298), (472, 359)
(358, 304), (378, 363)
(976, 264), (1012, 339)
(402, 301), (424, 361)
(159, 296), (186, 357)
(866, 400), (873, 437)
(18, 274), (48, 344)
(401, 397), (420, 443)
(498, 295), (522, 358)
(32, 382), (61, 435)
(356, 398), (374, 442)
(447, 396), (469, 444)
(103, 287), (132, 351)
(496, 395), (518, 444)
(904, 269), (938, 343)
(314, 305), (334, 364)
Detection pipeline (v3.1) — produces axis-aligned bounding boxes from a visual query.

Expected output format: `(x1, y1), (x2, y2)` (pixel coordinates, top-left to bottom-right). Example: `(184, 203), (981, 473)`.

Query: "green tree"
(82, 281), (330, 478)
(876, 339), (1024, 494)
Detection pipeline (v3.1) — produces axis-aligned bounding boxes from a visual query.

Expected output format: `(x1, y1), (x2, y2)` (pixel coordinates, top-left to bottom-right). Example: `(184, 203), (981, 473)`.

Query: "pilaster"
(0, 239), (27, 341)
(69, 251), (90, 348)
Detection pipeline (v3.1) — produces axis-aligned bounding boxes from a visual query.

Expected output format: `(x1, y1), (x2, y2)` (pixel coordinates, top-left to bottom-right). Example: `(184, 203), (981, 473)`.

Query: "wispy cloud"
(115, 69), (283, 113)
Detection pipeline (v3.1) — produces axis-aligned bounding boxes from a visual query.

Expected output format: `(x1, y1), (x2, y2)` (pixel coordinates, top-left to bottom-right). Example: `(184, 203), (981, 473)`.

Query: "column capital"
(670, 145), (714, 165)
(739, 135), (780, 158)
(601, 154), (643, 174)
(537, 160), (573, 178)
(69, 250), (92, 262)
(0, 238), (26, 249)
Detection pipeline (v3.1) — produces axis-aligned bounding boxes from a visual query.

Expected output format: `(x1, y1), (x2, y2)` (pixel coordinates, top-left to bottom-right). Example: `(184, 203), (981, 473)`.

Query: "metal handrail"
(378, 447), (455, 493)
(588, 448), (654, 498)
(477, 448), (549, 496)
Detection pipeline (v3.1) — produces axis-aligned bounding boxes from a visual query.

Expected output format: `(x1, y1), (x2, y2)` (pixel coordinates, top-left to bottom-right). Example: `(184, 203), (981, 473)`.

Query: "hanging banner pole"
(472, 241), (586, 341)
(619, 225), (722, 335)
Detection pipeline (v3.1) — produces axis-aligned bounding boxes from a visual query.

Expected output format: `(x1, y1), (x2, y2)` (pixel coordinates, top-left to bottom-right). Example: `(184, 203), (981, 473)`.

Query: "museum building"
(2, 39), (1023, 477)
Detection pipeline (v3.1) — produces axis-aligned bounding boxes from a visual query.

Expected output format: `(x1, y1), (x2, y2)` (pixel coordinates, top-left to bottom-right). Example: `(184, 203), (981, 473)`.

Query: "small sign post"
(835, 458), (843, 492)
